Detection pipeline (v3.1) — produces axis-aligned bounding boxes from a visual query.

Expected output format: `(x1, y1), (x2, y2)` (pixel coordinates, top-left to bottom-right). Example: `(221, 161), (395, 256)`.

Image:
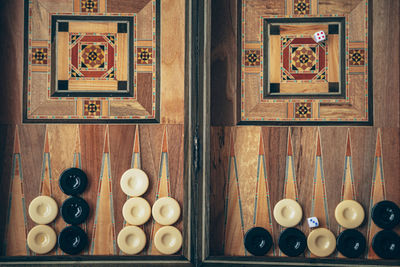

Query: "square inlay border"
(23, 0), (160, 123)
(238, 0), (372, 125)
(50, 15), (134, 98)
(263, 17), (346, 99)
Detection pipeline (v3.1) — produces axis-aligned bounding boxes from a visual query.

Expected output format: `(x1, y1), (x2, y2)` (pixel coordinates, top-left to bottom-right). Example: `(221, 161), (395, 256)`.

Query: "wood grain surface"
(210, 0), (238, 126)
(160, 0), (185, 124)
(0, 0), (186, 259)
(210, 0), (400, 263)
(238, 0), (371, 123)
(1, 124), (184, 257)
(210, 127), (399, 259)
(0, 0), (399, 265)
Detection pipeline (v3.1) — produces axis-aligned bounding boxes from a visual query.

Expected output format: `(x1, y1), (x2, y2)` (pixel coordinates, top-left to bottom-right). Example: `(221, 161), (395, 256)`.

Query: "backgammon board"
(0, 0), (399, 266)
(0, 0), (191, 265)
(206, 0), (400, 266)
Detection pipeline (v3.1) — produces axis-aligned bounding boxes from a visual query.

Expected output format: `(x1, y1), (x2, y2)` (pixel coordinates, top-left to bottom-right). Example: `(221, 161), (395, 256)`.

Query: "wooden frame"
(0, 0), (399, 266)
(203, 0), (400, 266)
(0, 0), (195, 266)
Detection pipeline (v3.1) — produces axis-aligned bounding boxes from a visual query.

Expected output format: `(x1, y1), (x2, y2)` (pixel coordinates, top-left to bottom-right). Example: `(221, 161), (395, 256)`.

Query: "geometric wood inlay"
(239, 0), (372, 124)
(5, 128), (29, 256)
(24, 0), (160, 122)
(223, 130), (246, 256)
(337, 129), (356, 258)
(367, 130), (386, 259)
(149, 127), (171, 255)
(309, 129), (330, 258)
(91, 127), (116, 255)
(253, 132), (275, 256)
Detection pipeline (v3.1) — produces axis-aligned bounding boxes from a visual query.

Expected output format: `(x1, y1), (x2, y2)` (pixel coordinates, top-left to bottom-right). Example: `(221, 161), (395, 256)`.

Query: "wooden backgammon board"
(0, 0), (399, 266)
(0, 0), (192, 266)
(206, 0), (400, 266)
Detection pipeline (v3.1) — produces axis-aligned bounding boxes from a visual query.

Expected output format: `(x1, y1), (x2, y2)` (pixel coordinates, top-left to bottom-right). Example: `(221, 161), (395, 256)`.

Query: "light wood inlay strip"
(327, 35), (339, 82)
(270, 35), (280, 83)
(69, 22), (118, 33)
(57, 32), (69, 80)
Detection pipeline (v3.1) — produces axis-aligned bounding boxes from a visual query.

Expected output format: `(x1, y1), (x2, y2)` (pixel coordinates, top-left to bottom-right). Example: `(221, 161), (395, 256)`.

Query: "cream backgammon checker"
(27, 225), (57, 255)
(28, 196), (58, 225)
(154, 226), (183, 255)
(122, 197), (151, 226)
(307, 228), (336, 257)
(117, 226), (147, 255)
(334, 200), (365, 229)
(152, 197), (181, 226)
(273, 198), (302, 228)
(120, 168), (149, 197)
(152, 197), (182, 255)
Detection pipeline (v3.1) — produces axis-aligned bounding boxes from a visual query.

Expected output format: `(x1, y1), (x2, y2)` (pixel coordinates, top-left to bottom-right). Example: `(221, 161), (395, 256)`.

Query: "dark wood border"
(202, 256), (400, 266)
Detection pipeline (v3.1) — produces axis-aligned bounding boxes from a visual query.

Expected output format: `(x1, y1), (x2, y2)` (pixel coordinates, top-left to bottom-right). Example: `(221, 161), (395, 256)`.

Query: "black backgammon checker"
(59, 225), (88, 255)
(59, 168), (88, 196)
(372, 230), (400, 259)
(244, 227), (273, 256)
(336, 229), (366, 258)
(61, 196), (90, 225)
(371, 200), (400, 230)
(278, 227), (307, 257)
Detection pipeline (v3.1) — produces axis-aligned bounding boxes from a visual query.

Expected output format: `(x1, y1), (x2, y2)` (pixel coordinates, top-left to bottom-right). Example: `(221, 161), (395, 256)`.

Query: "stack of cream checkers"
(27, 196), (58, 254)
(118, 168), (182, 255)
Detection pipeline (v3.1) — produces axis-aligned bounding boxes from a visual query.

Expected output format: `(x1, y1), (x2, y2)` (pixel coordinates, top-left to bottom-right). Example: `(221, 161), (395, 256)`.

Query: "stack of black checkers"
(58, 168), (90, 255)
(371, 200), (400, 259)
